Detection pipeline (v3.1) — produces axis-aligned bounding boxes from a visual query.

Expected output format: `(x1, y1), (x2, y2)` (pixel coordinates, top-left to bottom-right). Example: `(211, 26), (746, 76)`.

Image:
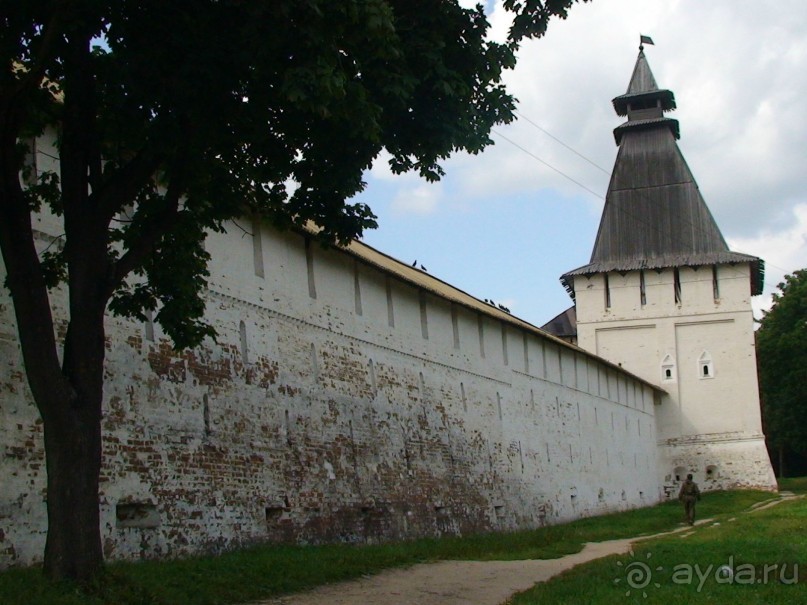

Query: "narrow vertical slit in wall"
(310, 343), (319, 381)
(518, 441), (524, 473)
(639, 270), (646, 305)
(477, 315), (485, 358)
(348, 419), (360, 478)
(597, 366), (603, 397)
(451, 304), (460, 349)
(251, 216), (265, 278)
(401, 426), (412, 473)
(444, 417), (455, 469)
(461, 382), (467, 413)
(419, 291), (429, 340)
(604, 273), (611, 309)
(712, 265), (720, 301)
(501, 323), (508, 366)
(23, 137), (38, 185)
(353, 260), (363, 316)
(496, 392), (503, 420)
(530, 389), (535, 413)
(403, 439), (412, 472)
(595, 406), (598, 424)
(523, 333), (530, 374)
(305, 237), (317, 299)
(203, 394), (211, 436)
(284, 409), (292, 446)
(545, 442), (551, 463)
(144, 309), (155, 342)
(239, 320), (249, 364)
(368, 359), (377, 395)
(385, 277), (395, 327)
(674, 268), (681, 304)
(576, 402), (580, 422)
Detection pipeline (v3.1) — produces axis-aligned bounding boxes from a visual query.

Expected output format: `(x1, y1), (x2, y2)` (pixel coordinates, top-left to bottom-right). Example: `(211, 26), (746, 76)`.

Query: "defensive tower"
(561, 46), (776, 495)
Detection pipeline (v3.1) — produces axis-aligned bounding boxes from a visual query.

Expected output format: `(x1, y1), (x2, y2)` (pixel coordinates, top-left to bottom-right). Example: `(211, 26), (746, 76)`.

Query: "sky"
(354, 0), (807, 328)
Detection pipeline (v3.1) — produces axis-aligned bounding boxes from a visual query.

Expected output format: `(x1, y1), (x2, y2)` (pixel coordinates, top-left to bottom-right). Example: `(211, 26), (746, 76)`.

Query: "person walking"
(678, 473), (701, 525)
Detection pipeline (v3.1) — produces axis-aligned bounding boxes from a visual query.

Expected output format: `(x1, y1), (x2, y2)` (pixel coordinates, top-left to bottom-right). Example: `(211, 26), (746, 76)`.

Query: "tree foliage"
(758, 269), (807, 459)
(0, 0), (587, 582)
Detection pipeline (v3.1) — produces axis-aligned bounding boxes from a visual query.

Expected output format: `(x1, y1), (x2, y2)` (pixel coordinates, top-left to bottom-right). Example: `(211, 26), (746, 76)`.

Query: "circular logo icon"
(614, 552), (663, 598)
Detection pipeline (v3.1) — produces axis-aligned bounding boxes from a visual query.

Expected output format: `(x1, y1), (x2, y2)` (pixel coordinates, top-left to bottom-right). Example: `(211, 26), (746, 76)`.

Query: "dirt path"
(252, 495), (796, 605)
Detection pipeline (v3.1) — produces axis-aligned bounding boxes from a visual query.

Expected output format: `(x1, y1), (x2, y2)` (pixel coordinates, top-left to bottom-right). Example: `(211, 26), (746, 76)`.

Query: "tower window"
(604, 273), (611, 309)
(712, 265), (720, 301)
(698, 351), (714, 379)
(661, 354), (676, 382)
(639, 270), (647, 306)
(673, 268), (682, 304)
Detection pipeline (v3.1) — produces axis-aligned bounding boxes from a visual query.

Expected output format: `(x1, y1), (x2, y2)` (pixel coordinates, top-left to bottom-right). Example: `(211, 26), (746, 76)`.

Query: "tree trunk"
(42, 399), (103, 581)
(41, 292), (108, 581)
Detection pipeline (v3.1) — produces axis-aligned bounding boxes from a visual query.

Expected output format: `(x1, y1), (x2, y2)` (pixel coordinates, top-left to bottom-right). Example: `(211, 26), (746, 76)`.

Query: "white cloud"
(390, 184), (443, 215)
(728, 203), (807, 318)
(367, 150), (396, 181)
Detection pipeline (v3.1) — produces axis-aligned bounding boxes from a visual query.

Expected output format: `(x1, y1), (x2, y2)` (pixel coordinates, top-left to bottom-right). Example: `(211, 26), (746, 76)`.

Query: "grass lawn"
(0, 489), (779, 605)
(510, 492), (806, 604)
(777, 476), (807, 494)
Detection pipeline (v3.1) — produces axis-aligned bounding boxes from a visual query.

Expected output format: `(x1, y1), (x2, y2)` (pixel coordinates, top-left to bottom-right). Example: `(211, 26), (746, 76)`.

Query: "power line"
(491, 129), (605, 200)
(514, 110), (611, 175)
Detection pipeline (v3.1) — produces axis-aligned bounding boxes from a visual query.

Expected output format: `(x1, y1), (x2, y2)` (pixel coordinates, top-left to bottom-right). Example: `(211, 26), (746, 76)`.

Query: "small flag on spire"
(640, 35), (655, 46)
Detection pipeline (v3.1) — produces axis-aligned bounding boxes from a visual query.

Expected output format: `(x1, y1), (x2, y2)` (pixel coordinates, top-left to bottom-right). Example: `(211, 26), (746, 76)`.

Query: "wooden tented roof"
(562, 49), (764, 298)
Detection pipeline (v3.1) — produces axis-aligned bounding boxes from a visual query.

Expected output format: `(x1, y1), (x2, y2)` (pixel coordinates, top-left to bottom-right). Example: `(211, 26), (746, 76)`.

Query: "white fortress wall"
(0, 198), (661, 567)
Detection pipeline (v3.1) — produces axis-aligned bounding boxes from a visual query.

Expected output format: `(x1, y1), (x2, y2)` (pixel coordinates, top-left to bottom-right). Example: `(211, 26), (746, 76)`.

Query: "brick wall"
(0, 217), (661, 568)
